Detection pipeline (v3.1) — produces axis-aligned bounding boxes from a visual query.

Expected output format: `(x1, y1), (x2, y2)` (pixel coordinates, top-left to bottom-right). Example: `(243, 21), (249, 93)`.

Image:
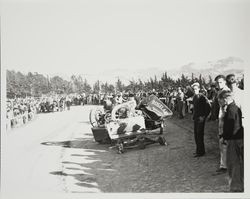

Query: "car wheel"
(158, 136), (167, 146)
(138, 140), (146, 149)
(117, 142), (124, 154)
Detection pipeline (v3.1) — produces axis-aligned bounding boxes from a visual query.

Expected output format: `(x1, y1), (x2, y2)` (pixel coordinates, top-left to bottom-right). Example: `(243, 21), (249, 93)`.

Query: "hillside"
(47, 56), (245, 84)
(133, 56), (244, 82)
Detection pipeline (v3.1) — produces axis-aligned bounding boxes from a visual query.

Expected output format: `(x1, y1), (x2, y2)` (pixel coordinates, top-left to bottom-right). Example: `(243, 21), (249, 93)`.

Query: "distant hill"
(175, 56), (244, 80)
(132, 56), (244, 82)
(49, 56), (245, 84)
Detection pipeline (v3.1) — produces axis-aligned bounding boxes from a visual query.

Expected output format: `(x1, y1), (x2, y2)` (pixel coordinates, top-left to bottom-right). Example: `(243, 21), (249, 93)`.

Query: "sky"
(1, 0), (250, 83)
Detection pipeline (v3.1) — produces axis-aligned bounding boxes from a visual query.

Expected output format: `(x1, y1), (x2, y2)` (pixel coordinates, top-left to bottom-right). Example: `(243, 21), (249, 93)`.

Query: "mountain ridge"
(48, 56), (244, 84)
(133, 56), (244, 82)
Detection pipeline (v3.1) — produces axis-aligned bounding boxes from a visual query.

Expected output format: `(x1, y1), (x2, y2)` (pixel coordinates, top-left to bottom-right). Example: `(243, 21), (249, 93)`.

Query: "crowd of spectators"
(6, 76), (244, 132)
(5, 92), (135, 130)
(6, 97), (39, 130)
(6, 94), (86, 130)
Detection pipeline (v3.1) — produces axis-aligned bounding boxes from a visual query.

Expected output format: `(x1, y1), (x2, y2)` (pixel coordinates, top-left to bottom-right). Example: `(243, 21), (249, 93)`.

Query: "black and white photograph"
(1, 0), (249, 198)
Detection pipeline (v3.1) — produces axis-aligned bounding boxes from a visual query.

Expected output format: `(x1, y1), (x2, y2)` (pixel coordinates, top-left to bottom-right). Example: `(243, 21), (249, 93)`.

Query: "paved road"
(1, 105), (228, 196)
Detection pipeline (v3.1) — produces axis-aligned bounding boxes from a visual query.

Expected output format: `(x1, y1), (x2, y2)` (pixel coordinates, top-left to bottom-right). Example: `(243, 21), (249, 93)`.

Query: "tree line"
(6, 70), (243, 98)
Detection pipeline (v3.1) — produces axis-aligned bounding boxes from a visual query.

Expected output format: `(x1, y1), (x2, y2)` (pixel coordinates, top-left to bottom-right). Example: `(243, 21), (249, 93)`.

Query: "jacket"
(192, 93), (211, 120)
(223, 102), (243, 140)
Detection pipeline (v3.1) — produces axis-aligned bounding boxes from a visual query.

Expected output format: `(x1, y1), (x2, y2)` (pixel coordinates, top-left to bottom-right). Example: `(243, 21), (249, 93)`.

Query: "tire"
(159, 127), (163, 134)
(117, 142), (124, 154)
(89, 107), (104, 127)
(89, 109), (97, 127)
(158, 136), (167, 146)
(138, 140), (146, 149)
(104, 137), (111, 144)
(159, 121), (164, 134)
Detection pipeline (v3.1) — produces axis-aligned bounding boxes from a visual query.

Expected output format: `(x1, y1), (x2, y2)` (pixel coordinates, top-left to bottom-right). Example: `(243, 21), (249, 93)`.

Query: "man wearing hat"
(191, 82), (211, 157)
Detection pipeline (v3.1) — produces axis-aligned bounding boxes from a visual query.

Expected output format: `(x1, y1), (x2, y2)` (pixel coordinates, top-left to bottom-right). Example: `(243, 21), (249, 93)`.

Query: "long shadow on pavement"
(41, 137), (115, 192)
(41, 136), (168, 192)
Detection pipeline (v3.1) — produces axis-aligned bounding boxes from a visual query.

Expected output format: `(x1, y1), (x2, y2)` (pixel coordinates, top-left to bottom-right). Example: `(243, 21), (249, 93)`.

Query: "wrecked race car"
(89, 95), (173, 153)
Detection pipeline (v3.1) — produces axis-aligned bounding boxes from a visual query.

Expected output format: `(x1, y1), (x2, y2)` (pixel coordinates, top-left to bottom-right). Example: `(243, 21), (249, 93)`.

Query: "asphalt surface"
(1, 105), (228, 196)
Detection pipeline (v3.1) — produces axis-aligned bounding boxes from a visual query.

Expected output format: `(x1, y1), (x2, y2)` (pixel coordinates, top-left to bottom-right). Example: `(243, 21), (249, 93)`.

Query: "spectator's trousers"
(194, 119), (205, 155)
(177, 101), (184, 118)
(219, 139), (227, 169)
(211, 102), (219, 120)
(227, 139), (244, 192)
(218, 112), (227, 169)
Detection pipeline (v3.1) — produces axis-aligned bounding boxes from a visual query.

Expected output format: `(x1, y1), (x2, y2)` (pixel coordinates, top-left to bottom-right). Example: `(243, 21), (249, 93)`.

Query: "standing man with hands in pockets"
(191, 82), (211, 157)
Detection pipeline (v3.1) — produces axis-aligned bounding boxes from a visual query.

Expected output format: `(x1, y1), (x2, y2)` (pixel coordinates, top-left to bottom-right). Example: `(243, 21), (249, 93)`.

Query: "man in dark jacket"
(191, 82), (211, 157)
(207, 83), (218, 121)
(218, 90), (244, 192)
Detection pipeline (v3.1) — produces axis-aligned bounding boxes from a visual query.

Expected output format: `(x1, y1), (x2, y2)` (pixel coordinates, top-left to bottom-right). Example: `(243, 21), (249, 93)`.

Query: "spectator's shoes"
(193, 153), (205, 157)
(216, 168), (227, 173)
(230, 189), (244, 192)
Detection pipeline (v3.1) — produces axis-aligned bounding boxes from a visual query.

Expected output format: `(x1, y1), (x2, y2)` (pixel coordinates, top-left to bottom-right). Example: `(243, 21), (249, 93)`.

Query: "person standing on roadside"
(215, 75), (231, 173)
(176, 87), (185, 119)
(191, 82), (211, 157)
(226, 74), (244, 127)
(218, 90), (244, 192)
(207, 83), (218, 121)
(65, 96), (71, 111)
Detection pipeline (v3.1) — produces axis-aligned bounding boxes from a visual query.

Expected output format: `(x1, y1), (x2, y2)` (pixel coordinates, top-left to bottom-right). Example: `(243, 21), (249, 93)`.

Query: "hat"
(226, 74), (236, 85)
(191, 82), (200, 88)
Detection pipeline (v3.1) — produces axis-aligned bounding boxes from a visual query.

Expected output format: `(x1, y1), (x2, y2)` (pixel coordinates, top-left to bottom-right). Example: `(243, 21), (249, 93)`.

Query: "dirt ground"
(67, 112), (229, 193)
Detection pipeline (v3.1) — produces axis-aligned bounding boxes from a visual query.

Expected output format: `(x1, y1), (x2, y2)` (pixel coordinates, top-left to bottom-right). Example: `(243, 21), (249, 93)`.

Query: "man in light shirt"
(226, 74), (244, 127)
(215, 75), (230, 173)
